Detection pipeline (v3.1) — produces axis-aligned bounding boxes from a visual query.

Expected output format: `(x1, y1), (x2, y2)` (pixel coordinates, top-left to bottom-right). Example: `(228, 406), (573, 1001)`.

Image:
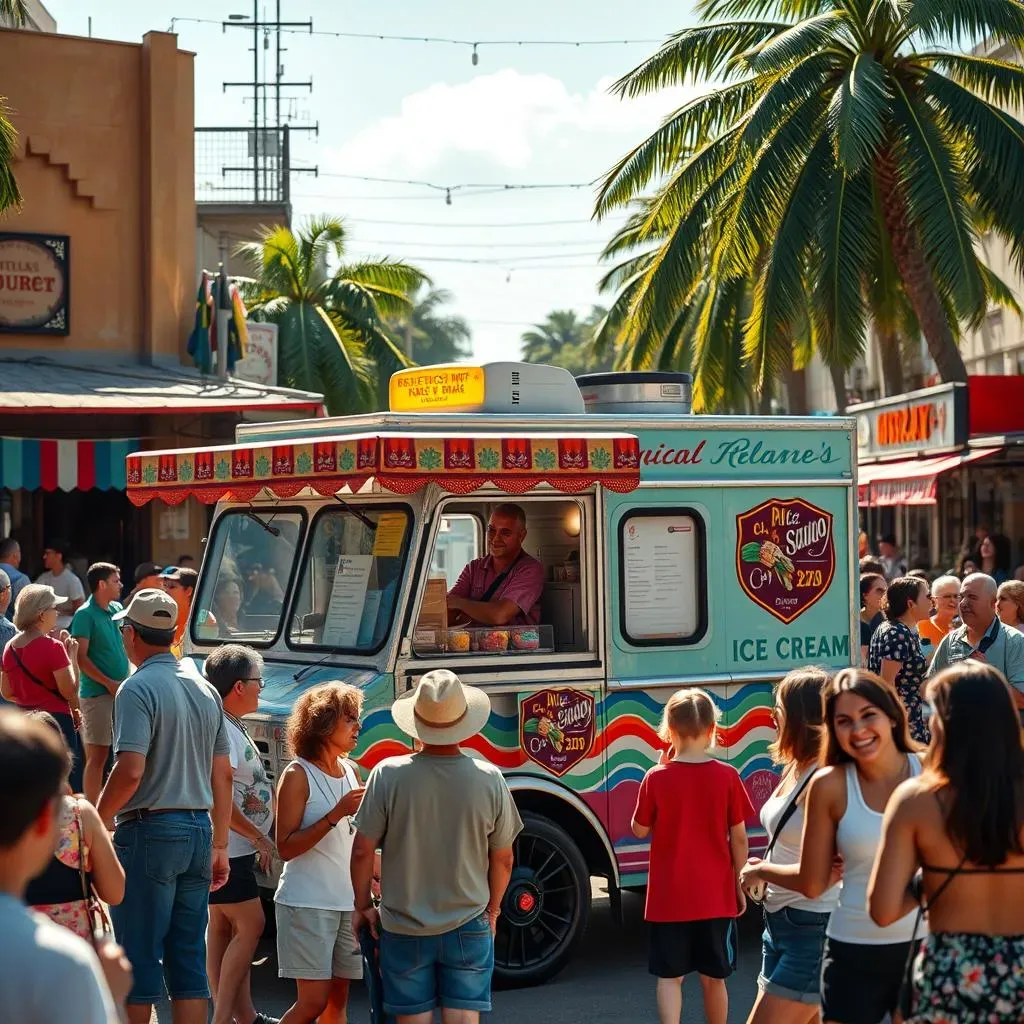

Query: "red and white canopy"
(857, 448), (998, 507)
(127, 431), (641, 506)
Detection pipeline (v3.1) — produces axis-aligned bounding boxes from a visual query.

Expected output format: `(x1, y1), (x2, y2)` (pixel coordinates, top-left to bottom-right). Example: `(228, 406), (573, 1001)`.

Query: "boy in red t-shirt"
(632, 688), (753, 1024)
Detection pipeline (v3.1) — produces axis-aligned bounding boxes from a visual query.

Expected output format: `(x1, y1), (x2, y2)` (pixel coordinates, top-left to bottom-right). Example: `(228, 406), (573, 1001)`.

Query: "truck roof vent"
(575, 371), (693, 415)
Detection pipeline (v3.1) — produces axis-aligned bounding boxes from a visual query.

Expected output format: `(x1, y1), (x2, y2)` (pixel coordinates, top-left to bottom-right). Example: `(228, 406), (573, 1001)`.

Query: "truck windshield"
(192, 509), (305, 646)
(288, 504), (413, 653)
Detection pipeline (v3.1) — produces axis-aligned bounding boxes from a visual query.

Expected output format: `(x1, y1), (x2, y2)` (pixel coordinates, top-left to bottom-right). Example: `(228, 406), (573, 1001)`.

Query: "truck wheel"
(494, 812), (591, 987)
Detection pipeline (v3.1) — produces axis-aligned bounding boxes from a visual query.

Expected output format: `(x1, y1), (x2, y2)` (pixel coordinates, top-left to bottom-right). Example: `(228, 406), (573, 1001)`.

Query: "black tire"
(493, 811), (591, 987)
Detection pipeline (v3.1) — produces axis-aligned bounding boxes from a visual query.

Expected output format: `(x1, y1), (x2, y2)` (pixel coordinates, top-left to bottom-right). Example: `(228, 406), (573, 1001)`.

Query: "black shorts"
(209, 853), (260, 906)
(648, 919), (737, 979)
(820, 937), (912, 1024)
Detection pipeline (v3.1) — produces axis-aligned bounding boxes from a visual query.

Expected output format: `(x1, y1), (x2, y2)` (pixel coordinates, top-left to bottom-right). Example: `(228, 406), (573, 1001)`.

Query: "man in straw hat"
(351, 669), (522, 1024)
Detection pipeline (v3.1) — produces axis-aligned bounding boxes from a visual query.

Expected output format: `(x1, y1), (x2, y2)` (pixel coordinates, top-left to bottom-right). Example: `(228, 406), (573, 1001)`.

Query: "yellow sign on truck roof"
(389, 365), (486, 413)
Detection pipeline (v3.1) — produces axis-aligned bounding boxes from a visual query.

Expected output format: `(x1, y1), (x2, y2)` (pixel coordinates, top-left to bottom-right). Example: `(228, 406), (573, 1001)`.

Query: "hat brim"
(391, 683), (491, 746)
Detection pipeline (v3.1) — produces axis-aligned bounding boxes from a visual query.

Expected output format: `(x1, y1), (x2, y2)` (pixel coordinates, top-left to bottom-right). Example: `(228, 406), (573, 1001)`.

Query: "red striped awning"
(858, 449), (998, 507)
(126, 432), (641, 506)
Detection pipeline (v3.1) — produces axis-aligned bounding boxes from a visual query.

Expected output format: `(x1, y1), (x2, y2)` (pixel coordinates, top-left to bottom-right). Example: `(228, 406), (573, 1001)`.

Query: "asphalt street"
(154, 882), (764, 1024)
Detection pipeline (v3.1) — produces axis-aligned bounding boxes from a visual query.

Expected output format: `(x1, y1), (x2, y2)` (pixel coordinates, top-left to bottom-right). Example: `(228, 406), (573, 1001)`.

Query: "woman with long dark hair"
(868, 662), (1024, 1022)
(868, 577), (933, 743)
(743, 668), (837, 1024)
(979, 533), (1011, 585)
(858, 574), (886, 664)
(740, 670), (922, 1024)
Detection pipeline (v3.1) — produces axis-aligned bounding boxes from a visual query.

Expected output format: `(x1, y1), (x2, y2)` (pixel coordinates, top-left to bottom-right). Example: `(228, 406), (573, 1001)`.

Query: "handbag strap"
(763, 767), (816, 862)
(9, 643), (59, 694)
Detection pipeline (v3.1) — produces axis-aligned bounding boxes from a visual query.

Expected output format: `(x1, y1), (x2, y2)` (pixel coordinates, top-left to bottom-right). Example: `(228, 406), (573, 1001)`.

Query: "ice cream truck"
(126, 363), (857, 985)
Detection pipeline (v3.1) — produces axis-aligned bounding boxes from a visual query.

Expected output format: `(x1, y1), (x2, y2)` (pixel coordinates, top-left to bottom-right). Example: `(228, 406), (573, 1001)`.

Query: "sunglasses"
(243, 676), (266, 690)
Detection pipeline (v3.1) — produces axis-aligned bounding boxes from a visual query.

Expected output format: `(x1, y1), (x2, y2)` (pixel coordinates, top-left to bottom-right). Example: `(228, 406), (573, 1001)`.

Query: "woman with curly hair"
(869, 662), (1024, 1022)
(274, 682), (365, 1024)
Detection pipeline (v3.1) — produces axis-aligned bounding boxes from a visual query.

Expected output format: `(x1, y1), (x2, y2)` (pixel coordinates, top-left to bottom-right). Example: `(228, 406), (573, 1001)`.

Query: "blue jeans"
(110, 811), (212, 1004)
(760, 906), (830, 1004)
(379, 913), (494, 1016)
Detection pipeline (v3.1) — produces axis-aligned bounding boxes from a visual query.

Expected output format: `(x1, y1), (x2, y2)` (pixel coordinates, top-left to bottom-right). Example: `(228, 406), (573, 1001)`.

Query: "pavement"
(154, 882), (763, 1023)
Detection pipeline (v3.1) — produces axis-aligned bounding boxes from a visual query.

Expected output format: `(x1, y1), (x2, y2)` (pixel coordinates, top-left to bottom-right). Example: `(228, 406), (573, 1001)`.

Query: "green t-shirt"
(71, 597), (130, 699)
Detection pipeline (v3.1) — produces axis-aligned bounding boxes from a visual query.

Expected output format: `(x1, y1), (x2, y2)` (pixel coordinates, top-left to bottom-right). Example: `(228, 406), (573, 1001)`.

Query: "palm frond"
(910, 52), (1024, 108)
(908, 0), (1024, 48)
(699, 0), (833, 19)
(0, 97), (22, 212)
(612, 21), (791, 99)
(743, 10), (850, 75)
(827, 53), (891, 174)
(889, 80), (983, 319)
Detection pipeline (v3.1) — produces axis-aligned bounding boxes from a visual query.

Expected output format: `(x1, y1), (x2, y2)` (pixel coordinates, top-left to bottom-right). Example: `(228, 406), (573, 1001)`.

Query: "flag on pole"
(186, 272), (213, 374)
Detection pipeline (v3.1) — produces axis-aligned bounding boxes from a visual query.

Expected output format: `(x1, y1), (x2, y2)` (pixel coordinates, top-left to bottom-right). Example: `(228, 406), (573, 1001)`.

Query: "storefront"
(0, 28), (323, 579)
(852, 378), (1024, 571)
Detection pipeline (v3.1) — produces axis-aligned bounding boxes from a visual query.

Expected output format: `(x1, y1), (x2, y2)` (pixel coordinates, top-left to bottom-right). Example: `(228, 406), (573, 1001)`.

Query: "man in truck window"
(446, 504), (544, 627)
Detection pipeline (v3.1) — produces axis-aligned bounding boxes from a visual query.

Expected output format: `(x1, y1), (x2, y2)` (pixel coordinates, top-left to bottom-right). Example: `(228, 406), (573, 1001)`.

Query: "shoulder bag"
(74, 799), (114, 949)
(747, 767), (817, 905)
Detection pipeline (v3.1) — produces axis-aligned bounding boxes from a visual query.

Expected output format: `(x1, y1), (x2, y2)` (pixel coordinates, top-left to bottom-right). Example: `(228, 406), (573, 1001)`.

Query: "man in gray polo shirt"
(97, 589), (232, 1024)
(930, 573), (1024, 715)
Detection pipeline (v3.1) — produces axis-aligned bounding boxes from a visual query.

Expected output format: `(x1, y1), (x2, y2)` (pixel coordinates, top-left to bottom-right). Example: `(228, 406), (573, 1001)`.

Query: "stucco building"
(0, 26), (320, 579)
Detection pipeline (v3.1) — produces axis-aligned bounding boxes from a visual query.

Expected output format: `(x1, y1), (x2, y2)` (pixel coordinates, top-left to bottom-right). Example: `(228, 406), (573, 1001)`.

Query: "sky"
(44, 0), (699, 364)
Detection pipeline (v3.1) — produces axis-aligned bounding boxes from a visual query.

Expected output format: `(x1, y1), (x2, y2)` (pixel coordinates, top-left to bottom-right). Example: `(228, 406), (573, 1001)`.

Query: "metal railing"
(194, 125), (292, 205)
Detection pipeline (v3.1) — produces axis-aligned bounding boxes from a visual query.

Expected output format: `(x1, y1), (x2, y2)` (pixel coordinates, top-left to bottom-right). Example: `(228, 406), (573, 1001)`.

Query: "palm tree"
(391, 285), (472, 365)
(596, 0), (1024, 388)
(0, 0), (27, 212)
(521, 307), (615, 376)
(237, 217), (429, 415)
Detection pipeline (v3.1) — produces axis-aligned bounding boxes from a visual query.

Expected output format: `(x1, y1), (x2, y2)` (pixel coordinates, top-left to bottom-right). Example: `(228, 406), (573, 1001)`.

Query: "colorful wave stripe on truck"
(353, 683), (775, 876)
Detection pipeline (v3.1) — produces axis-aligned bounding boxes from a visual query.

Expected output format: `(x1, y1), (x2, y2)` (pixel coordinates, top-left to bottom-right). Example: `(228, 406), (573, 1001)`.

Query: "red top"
(2, 635), (72, 716)
(448, 552), (545, 625)
(633, 759), (753, 922)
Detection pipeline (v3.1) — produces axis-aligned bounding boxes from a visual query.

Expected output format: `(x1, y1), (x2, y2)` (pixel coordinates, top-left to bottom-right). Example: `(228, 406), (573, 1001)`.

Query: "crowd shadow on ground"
(153, 883), (763, 1023)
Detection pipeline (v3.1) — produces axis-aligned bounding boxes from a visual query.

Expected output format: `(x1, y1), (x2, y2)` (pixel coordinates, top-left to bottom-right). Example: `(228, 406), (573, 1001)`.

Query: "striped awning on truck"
(126, 431), (641, 506)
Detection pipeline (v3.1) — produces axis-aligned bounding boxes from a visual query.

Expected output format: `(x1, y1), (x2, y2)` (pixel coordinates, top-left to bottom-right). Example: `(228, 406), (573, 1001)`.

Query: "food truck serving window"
(619, 510), (707, 646)
(288, 504), (413, 654)
(193, 509), (306, 647)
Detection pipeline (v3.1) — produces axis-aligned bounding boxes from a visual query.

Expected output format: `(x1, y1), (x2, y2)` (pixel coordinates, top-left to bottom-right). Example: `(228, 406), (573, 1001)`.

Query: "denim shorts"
(379, 913), (494, 1016)
(110, 811), (212, 1005)
(759, 906), (830, 1004)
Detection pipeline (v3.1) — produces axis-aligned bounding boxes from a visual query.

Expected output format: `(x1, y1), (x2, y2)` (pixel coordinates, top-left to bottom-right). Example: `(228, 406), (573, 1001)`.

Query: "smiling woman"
(739, 669), (923, 1024)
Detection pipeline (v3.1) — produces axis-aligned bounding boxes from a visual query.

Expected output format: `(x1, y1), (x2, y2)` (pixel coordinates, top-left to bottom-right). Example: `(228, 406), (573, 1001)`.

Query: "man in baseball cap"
(351, 670), (522, 1023)
(99, 588), (233, 1020)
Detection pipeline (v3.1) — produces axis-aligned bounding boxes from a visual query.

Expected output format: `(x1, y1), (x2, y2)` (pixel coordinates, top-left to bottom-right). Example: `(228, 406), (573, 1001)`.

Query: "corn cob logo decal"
(520, 688), (595, 777)
(736, 498), (835, 624)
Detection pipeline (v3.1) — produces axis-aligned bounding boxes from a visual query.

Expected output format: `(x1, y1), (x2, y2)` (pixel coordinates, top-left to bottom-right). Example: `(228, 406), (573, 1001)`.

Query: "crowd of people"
(0, 530), (1020, 1024)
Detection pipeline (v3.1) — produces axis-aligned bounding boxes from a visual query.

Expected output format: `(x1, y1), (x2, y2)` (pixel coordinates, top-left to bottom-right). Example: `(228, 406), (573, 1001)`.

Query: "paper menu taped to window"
(371, 512), (407, 558)
(622, 516), (698, 639)
(322, 555), (373, 648)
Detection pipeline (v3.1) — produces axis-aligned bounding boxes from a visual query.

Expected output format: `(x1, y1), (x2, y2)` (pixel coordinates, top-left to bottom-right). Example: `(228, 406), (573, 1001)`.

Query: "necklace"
(225, 712), (258, 756)
(306, 758), (355, 835)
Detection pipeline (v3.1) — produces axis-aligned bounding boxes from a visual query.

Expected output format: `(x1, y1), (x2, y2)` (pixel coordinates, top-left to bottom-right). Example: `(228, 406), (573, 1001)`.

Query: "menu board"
(322, 555), (373, 647)
(622, 515), (699, 640)
(372, 512), (408, 558)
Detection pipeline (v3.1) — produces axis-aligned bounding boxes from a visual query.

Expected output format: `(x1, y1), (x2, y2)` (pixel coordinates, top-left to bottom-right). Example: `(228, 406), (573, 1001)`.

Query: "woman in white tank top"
(741, 669), (923, 1024)
(273, 683), (366, 1024)
(740, 668), (839, 1024)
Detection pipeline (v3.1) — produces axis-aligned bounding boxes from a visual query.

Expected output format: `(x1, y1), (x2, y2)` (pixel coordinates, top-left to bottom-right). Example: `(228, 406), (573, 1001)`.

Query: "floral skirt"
(32, 899), (93, 942)
(910, 930), (1024, 1023)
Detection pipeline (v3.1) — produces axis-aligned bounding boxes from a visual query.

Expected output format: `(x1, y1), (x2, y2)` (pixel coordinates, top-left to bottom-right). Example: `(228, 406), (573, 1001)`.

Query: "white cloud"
(324, 69), (699, 175)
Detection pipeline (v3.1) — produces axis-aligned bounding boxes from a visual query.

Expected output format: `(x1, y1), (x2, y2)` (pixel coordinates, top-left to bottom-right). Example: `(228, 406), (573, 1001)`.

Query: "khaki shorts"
(275, 904), (363, 981)
(80, 693), (114, 746)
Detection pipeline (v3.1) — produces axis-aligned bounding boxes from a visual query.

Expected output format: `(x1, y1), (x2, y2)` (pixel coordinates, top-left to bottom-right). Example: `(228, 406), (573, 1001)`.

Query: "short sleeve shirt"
(225, 716), (274, 857)
(353, 752), (523, 936)
(1, 636), (71, 715)
(113, 654), (230, 813)
(633, 759), (752, 922)
(930, 616), (1024, 694)
(869, 620), (929, 742)
(0, 894), (117, 1024)
(71, 598), (129, 699)
(35, 568), (85, 631)
(448, 552), (545, 625)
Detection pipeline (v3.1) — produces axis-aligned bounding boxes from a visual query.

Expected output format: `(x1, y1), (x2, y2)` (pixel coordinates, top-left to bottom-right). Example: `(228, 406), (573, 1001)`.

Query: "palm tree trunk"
(829, 362), (847, 414)
(877, 326), (904, 396)
(875, 150), (967, 384)
(783, 364), (809, 415)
